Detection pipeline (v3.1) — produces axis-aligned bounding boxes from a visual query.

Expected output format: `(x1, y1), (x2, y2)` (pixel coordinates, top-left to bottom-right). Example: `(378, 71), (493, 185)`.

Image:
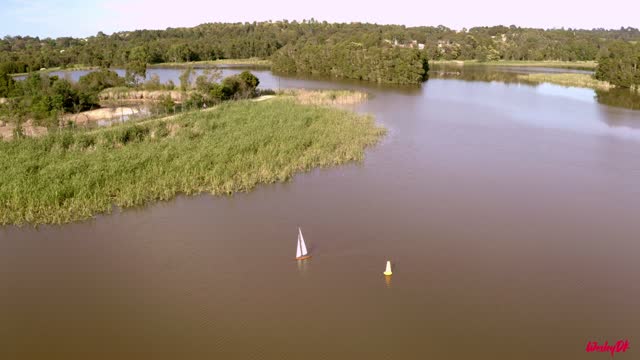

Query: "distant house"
(386, 39), (425, 50)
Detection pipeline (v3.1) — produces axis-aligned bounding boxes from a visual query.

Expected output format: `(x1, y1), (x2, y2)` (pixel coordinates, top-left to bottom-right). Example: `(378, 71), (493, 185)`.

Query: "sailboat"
(295, 227), (311, 260)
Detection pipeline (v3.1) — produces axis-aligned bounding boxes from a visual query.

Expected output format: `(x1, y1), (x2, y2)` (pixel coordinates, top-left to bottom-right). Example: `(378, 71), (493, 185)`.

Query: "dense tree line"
(2, 21), (640, 87)
(272, 43), (428, 84)
(1, 21), (639, 72)
(595, 41), (640, 89)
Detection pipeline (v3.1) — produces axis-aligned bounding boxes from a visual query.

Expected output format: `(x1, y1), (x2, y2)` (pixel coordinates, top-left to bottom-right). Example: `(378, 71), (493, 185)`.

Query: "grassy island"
(516, 73), (612, 90)
(431, 60), (598, 70)
(0, 93), (384, 225)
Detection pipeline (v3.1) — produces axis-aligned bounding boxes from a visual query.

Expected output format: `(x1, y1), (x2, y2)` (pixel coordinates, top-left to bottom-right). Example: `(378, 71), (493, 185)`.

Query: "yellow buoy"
(383, 260), (393, 276)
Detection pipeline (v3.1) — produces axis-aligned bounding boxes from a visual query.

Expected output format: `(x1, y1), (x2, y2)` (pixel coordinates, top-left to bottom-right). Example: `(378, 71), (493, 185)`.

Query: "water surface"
(2, 68), (639, 360)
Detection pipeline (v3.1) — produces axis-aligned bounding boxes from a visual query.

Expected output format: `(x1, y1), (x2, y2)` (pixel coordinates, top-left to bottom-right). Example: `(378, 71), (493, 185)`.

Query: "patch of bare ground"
(63, 106), (147, 125)
(0, 120), (48, 141)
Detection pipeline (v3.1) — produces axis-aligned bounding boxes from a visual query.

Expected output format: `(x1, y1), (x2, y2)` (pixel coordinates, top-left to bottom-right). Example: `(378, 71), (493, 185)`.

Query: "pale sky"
(1, 0), (639, 38)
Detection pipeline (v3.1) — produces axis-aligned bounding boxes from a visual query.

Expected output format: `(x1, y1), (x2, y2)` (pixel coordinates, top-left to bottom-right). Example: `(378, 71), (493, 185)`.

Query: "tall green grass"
(0, 98), (385, 225)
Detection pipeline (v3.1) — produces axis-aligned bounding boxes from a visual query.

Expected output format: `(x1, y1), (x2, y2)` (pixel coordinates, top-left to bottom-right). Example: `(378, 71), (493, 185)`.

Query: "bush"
(76, 134), (96, 149)
(115, 125), (149, 144)
(151, 94), (175, 114)
(77, 69), (124, 94)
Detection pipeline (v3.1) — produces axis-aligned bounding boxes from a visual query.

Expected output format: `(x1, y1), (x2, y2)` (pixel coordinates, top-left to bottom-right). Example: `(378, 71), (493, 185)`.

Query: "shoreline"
(9, 59), (270, 77)
(515, 73), (612, 91)
(148, 58), (272, 68)
(10, 65), (100, 77)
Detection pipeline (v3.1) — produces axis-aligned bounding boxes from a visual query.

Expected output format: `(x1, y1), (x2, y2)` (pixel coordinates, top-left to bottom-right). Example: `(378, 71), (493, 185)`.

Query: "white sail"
(296, 232), (302, 258)
(298, 228), (308, 256)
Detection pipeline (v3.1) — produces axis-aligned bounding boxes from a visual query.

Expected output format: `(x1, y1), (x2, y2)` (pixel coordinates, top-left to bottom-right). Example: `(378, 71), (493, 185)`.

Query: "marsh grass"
(516, 73), (612, 90)
(0, 98), (385, 225)
(432, 60), (598, 70)
(280, 89), (369, 105)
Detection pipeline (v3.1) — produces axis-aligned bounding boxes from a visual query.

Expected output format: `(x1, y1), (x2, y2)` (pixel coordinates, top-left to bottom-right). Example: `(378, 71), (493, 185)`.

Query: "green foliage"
(0, 98), (385, 225)
(220, 71), (261, 99)
(272, 43), (429, 84)
(12, 122), (25, 139)
(194, 68), (222, 93)
(149, 94), (175, 115)
(595, 41), (640, 89)
(2, 22), (638, 75)
(3, 70), (122, 125)
(239, 71), (260, 89)
(125, 61), (147, 86)
(123, 46), (150, 85)
(179, 66), (194, 91)
(77, 68), (124, 94)
(0, 62), (17, 97)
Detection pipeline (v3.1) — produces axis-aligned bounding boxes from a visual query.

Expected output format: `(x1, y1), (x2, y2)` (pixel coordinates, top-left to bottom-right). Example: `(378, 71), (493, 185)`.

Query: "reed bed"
(98, 88), (187, 102)
(432, 60), (598, 70)
(516, 73), (612, 90)
(280, 89), (369, 105)
(0, 98), (385, 225)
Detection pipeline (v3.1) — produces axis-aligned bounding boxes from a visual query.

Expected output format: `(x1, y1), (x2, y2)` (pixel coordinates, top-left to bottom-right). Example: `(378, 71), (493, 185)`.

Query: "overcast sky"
(2, 0), (639, 38)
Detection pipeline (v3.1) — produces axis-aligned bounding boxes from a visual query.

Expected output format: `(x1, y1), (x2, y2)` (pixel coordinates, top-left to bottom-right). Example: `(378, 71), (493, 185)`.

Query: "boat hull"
(295, 255), (312, 261)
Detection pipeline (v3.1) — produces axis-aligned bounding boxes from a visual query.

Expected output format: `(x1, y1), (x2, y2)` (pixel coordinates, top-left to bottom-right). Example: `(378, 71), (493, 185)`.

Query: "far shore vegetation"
(0, 92), (384, 226)
(2, 22), (639, 86)
(148, 58), (271, 68)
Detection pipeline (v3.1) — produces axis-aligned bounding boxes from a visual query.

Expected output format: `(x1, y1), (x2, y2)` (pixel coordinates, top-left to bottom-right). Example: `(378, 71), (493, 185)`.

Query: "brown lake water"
(2, 67), (640, 359)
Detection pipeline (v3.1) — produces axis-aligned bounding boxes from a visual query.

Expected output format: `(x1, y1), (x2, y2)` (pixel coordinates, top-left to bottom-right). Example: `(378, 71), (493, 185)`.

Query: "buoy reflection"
(384, 274), (392, 288)
(296, 258), (308, 274)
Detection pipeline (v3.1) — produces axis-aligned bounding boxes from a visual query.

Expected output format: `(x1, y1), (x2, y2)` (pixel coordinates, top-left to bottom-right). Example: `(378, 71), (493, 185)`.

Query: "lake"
(1, 66), (639, 359)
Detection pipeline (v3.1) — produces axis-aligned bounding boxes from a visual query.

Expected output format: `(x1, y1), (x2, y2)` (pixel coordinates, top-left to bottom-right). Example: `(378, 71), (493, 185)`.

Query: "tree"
(239, 71), (259, 90)
(194, 68), (222, 92)
(0, 64), (15, 97)
(77, 68), (124, 94)
(125, 61), (146, 86)
(179, 66), (194, 91)
(595, 41), (640, 89)
(124, 46), (150, 86)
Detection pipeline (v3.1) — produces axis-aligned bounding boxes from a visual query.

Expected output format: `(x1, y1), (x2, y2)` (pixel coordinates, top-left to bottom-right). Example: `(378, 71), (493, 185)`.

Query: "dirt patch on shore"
(0, 120), (48, 141)
(63, 107), (147, 125)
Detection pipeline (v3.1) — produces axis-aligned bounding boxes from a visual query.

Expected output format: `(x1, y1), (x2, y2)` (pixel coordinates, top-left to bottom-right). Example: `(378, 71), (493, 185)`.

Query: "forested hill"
(2, 21), (640, 71)
(1, 21), (639, 86)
